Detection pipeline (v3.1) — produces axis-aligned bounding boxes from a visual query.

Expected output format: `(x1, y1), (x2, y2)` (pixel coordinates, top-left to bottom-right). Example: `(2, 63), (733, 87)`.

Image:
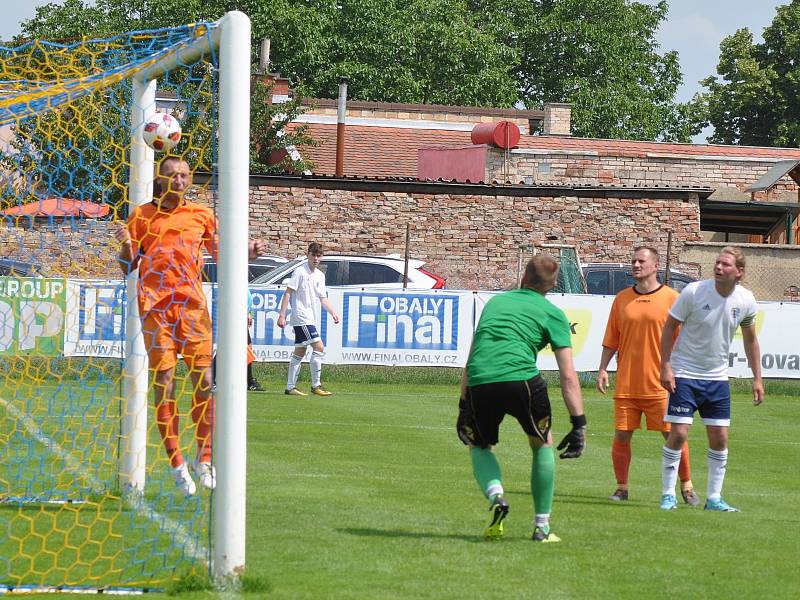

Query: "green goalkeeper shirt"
(466, 288), (572, 387)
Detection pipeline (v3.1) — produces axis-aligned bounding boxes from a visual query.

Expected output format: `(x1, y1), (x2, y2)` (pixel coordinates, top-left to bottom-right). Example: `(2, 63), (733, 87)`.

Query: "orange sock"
(156, 400), (182, 468)
(611, 440), (632, 487)
(192, 392), (215, 464)
(678, 441), (693, 488)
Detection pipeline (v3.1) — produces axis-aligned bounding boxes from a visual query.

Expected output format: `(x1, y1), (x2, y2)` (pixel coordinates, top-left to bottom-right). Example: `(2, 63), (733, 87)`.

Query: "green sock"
(531, 446), (555, 515)
(470, 447), (503, 499)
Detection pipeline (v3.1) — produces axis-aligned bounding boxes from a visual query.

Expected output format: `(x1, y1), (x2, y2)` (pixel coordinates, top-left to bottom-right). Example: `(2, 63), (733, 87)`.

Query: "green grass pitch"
(3, 366), (799, 598)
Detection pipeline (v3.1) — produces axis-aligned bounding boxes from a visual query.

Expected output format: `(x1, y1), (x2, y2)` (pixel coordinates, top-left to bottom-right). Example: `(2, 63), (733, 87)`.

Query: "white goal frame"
(119, 10), (251, 579)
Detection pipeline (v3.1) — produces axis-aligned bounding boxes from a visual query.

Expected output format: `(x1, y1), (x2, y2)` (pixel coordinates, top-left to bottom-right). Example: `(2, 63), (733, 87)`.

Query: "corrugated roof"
(745, 160), (800, 192)
(292, 122), (800, 179)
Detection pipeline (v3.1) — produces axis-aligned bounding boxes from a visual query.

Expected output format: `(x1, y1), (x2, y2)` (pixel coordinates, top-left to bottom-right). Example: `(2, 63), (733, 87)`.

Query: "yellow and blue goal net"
(0, 22), (223, 593)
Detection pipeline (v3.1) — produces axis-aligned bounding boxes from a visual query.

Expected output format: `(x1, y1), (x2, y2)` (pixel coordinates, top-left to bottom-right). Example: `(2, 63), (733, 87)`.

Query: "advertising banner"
(727, 302), (800, 378)
(0, 277), (66, 356)
(474, 292), (614, 372)
(249, 287), (473, 367)
(332, 289), (474, 366)
(64, 281), (125, 358)
(55, 279), (800, 379)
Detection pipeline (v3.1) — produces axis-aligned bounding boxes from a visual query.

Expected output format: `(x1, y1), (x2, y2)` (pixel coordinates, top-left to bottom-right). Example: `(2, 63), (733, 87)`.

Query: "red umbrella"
(1, 197), (111, 218)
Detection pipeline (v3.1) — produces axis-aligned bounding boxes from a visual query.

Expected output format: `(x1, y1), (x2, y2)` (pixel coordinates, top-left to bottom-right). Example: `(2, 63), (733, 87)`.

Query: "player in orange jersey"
(116, 156), (266, 496)
(597, 246), (698, 505)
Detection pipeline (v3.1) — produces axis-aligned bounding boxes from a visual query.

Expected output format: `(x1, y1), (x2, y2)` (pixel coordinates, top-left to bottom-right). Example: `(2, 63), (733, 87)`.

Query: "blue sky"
(643, 0), (787, 103)
(0, 0), (790, 141)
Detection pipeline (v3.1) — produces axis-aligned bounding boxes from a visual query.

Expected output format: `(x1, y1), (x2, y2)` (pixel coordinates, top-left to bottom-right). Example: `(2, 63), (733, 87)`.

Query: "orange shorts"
(614, 396), (670, 432)
(141, 304), (213, 371)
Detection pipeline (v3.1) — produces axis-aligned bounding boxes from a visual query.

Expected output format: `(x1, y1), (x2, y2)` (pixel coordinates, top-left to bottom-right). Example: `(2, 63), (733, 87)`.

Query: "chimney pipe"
(259, 39), (271, 73)
(335, 76), (348, 177)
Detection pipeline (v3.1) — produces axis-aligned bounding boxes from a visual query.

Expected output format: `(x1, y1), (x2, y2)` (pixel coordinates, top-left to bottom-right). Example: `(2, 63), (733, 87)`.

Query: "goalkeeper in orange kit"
(116, 156), (265, 496)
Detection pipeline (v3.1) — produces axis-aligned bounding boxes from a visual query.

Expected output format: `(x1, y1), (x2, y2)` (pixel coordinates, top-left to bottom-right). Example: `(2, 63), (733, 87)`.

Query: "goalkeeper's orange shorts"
(614, 395), (670, 432)
(142, 304), (213, 371)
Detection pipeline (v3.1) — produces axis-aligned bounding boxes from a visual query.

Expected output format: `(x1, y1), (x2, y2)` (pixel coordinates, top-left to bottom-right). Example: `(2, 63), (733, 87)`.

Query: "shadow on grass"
(502, 489), (654, 509)
(337, 527), (485, 543)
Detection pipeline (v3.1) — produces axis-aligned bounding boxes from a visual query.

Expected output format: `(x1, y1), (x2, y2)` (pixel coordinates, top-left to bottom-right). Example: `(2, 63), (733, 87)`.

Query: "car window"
(0, 262), (37, 277)
(319, 260), (344, 286)
(616, 270), (635, 293)
(248, 263), (279, 282)
(585, 270), (610, 295)
(667, 275), (692, 292)
(252, 258), (304, 284)
(203, 261), (217, 283)
(347, 262), (403, 286)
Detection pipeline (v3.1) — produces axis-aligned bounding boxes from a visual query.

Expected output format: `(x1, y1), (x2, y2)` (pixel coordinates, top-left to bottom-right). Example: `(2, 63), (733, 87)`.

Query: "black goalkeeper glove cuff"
(557, 414), (587, 459)
(570, 414), (587, 429)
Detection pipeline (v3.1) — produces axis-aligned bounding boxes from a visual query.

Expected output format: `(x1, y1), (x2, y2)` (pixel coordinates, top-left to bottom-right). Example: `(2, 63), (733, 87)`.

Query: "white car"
(250, 253), (446, 289)
(203, 254), (288, 283)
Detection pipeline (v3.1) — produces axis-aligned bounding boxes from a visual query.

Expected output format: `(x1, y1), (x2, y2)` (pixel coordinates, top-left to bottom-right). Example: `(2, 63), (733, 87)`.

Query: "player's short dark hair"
(157, 156), (189, 174)
(633, 245), (660, 261)
(522, 254), (559, 292)
(308, 242), (323, 256)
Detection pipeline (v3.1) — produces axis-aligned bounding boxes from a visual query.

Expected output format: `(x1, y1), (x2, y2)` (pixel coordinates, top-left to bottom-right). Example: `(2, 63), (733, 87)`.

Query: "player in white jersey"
(277, 242), (341, 396)
(659, 247), (763, 512)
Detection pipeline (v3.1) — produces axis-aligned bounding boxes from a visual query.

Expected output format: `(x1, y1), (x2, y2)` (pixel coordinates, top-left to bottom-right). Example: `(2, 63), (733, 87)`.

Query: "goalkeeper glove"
(557, 414), (587, 459)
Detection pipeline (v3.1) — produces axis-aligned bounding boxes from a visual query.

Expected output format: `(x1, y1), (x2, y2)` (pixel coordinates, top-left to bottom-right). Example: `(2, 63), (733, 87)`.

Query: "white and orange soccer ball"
(142, 112), (182, 152)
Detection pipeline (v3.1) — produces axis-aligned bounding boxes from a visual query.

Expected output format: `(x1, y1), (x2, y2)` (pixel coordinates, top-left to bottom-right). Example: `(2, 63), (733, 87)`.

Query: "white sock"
(535, 514), (550, 528)
(486, 484), (504, 501)
(310, 350), (324, 387)
(287, 352), (303, 389)
(707, 448), (728, 501)
(661, 446), (682, 496)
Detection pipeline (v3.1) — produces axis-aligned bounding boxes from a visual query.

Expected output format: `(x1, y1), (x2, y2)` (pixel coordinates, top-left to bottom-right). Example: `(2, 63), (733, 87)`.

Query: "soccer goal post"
(0, 11), (250, 592)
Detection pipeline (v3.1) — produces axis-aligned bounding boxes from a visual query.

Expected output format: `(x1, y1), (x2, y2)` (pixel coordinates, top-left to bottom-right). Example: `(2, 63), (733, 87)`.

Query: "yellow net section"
(1, 24), (219, 592)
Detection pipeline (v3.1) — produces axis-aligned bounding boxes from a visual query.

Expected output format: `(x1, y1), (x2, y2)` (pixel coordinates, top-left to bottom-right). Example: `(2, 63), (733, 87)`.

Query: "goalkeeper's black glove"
(557, 414), (587, 459)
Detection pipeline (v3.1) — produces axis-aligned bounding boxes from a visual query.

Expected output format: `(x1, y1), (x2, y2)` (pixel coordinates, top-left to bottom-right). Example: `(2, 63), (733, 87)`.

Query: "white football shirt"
(287, 263), (327, 327)
(669, 279), (757, 380)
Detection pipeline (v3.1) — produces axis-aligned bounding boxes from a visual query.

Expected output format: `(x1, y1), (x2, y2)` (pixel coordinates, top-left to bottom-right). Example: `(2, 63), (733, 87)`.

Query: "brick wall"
(681, 241), (800, 301)
(543, 104), (572, 136)
(1, 183), (702, 290)
(303, 98), (541, 132)
(0, 219), (118, 279)
(248, 182), (702, 290)
(486, 148), (799, 202)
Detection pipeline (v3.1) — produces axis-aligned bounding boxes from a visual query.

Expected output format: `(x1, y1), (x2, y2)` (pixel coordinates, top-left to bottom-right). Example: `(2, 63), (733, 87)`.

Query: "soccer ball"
(142, 112), (182, 152)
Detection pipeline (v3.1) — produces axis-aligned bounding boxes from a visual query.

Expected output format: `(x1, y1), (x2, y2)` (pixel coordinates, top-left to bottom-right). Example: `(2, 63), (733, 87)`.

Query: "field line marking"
(0, 394), (209, 563)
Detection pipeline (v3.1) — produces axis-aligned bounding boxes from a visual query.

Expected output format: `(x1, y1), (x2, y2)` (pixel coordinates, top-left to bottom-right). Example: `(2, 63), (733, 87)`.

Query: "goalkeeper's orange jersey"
(126, 199), (216, 314)
(602, 284), (678, 399)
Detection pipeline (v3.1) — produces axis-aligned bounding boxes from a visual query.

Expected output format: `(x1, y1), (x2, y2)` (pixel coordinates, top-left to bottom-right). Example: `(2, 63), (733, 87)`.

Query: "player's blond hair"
(720, 245), (746, 281)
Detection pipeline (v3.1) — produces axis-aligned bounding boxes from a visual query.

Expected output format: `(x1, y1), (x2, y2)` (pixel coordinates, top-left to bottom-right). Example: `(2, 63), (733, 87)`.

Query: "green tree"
(252, 0), (520, 106)
(18, 0), (698, 141)
(250, 78), (317, 174)
(478, 0), (696, 140)
(19, 0), (315, 174)
(698, 1), (799, 146)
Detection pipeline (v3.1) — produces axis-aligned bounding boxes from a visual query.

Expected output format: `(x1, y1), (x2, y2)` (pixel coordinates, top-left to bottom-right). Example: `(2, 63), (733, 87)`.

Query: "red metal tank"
(470, 121), (521, 149)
